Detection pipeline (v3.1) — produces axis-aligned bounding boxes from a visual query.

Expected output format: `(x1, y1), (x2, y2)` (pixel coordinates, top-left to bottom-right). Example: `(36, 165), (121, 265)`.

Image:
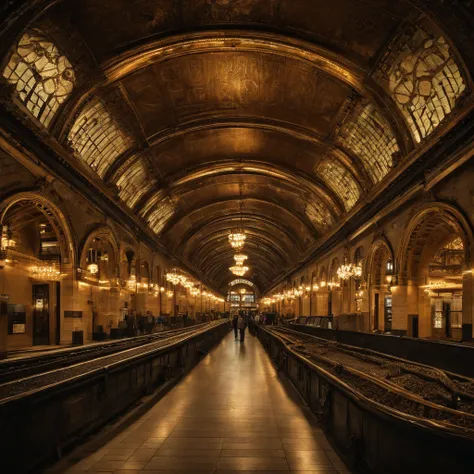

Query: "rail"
(0, 322), (212, 383)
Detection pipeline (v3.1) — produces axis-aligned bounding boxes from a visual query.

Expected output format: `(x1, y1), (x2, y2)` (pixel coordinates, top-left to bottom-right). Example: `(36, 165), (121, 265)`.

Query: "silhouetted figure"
(237, 314), (246, 342)
(232, 314), (238, 340)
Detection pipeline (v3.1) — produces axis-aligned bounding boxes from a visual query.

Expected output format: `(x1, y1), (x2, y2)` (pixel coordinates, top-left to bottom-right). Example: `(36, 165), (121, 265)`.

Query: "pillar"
(391, 284), (408, 336)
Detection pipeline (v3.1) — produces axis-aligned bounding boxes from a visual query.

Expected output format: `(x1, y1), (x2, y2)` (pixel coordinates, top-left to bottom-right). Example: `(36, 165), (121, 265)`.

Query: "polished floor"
(48, 330), (350, 473)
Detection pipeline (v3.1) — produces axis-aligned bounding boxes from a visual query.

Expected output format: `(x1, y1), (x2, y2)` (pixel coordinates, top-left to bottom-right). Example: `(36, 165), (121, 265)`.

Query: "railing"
(250, 321), (474, 474)
(0, 320), (231, 473)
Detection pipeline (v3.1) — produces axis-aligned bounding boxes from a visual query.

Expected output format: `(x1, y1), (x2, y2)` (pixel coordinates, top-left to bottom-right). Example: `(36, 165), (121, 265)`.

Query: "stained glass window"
(388, 28), (465, 143)
(140, 191), (175, 234)
(318, 161), (360, 211)
(68, 98), (133, 177)
(116, 157), (154, 208)
(305, 200), (333, 230)
(3, 29), (75, 127)
(145, 200), (175, 235)
(337, 102), (399, 183)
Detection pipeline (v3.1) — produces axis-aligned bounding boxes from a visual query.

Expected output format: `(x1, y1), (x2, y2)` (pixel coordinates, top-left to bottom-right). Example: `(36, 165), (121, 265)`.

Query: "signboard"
(64, 310), (83, 318)
(7, 304), (26, 335)
(12, 323), (26, 334)
(0, 293), (9, 301)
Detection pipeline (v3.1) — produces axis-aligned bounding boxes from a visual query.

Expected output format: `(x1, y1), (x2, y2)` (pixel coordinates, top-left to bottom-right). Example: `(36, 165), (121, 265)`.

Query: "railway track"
(0, 321), (222, 403)
(0, 324), (210, 384)
(266, 326), (474, 433)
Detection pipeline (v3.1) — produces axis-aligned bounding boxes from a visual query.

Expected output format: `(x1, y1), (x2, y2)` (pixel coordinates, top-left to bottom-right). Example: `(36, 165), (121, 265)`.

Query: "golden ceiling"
(0, 0), (472, 291)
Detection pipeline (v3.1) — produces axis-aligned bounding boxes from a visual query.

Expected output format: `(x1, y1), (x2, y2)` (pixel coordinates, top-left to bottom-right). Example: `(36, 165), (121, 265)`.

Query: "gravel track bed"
(0, 325), (212, 401)
(268, 327), (474, 429)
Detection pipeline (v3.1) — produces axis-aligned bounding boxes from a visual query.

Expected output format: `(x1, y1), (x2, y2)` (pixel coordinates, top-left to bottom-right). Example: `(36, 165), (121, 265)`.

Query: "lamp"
(31, 262), (61, 281)
(234, 253), (248, 265)
(229, 229), (246, 250)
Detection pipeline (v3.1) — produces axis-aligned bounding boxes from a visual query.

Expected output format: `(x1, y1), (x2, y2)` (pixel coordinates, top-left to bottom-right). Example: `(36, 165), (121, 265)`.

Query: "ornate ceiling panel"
(120, 52), (351, 140)
(67, 0), (407, 62)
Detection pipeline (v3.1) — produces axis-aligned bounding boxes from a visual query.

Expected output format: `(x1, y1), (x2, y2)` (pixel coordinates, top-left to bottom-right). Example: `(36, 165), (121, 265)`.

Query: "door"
(374, 293), (379, 331)
(33, 284), (49, 345)
(412, 315), (419, 338)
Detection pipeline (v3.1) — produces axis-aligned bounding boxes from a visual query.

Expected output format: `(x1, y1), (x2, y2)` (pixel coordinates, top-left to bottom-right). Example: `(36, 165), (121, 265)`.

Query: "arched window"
(388, 26), (465, 143)
(3, 29), (75, 127)
(68, 98), (133, 177)
(318, 160), (360, 211)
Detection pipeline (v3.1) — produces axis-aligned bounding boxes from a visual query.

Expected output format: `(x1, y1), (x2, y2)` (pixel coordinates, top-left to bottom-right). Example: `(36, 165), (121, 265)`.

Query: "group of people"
(232, 313), (248, 341)
(123, 311), (166, 336)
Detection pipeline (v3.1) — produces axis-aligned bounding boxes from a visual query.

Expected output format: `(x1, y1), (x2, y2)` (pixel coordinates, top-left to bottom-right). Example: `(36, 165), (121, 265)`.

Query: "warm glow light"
(31, 263), (62, 281)
(337, 263), (362, 280)
(234, 253), (248, 265)
(229, 229), (246, 250)
(87, 263), (99, 274)
(230, 265), (249, 276)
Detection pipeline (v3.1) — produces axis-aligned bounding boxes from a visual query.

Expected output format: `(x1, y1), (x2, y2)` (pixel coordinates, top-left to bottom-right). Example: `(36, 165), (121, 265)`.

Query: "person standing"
(237, 314), (246, 342)
(232, 314), (238, 340)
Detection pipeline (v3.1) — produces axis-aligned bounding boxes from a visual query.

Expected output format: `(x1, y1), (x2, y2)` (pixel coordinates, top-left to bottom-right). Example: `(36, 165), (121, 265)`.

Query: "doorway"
(33, 284), (50, 345)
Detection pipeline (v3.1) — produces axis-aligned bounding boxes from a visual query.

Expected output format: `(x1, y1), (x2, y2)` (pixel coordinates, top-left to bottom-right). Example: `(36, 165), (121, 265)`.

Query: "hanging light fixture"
(166, 268), (181, 285)
(229, 182), (247, 250)
(233, 253), (248, 265)
(31, 262), (61, 281)
(1, 225), (15, 250)
(229, 230), (246, 250)
(229, 264), (249, 276)
(336, 263), (362, 280)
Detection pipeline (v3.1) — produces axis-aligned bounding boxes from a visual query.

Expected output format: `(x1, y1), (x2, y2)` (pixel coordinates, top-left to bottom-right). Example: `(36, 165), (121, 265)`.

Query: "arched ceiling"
(1, 0), (473, 293)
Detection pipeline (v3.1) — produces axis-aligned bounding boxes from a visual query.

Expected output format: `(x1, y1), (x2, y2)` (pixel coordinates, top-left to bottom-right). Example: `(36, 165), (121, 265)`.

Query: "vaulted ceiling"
(0, 0), (473, 292)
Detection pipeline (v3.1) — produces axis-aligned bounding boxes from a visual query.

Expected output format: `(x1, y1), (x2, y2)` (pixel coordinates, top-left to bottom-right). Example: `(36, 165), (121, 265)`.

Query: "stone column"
(391, 284), (408, 336)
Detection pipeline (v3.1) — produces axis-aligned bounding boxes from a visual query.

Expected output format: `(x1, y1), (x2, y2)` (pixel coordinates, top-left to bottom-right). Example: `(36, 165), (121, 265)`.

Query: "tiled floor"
(47, 331), (351, 473)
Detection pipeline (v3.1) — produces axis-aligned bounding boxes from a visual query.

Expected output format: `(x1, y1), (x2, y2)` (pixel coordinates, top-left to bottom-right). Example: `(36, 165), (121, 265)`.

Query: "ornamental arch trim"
(79, 225), (120, 274)
(364, 236), (394, 287)
(0, 191), (75, 266)
(396, 202), (474, 284)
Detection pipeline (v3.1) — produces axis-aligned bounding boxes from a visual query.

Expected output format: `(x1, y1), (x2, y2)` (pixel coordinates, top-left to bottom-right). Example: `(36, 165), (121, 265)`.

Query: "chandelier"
(1, 225), (15, 250)
(166, 268), (181, 285)
(336, 263), (362, 280)
(230, 264), (249, 276)
(31, 263), (61, 281)
(87, 263), (99, 274)
(233, 253), (248, 265)
(229, 229), (246, 250)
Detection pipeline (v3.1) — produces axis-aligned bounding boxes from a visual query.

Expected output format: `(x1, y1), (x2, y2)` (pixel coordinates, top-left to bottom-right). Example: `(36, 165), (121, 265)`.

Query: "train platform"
(45, 330), (350, 473)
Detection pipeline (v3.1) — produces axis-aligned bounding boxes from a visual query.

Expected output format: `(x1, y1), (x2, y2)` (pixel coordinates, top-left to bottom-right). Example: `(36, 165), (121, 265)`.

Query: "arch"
(79, 226), (120, 282)
(365, 236), (394, 287)
(0, 191), (75, 267)
(396, 202), (474, 284)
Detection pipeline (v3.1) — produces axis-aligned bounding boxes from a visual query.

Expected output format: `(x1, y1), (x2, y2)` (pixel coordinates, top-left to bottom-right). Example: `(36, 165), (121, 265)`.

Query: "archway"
(228, 282), (256, 314)
(396, 203), (473, 339)
(0, 193), (75, 349)
(78, 226), (120, 334)
(366, 238), (394, 333)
